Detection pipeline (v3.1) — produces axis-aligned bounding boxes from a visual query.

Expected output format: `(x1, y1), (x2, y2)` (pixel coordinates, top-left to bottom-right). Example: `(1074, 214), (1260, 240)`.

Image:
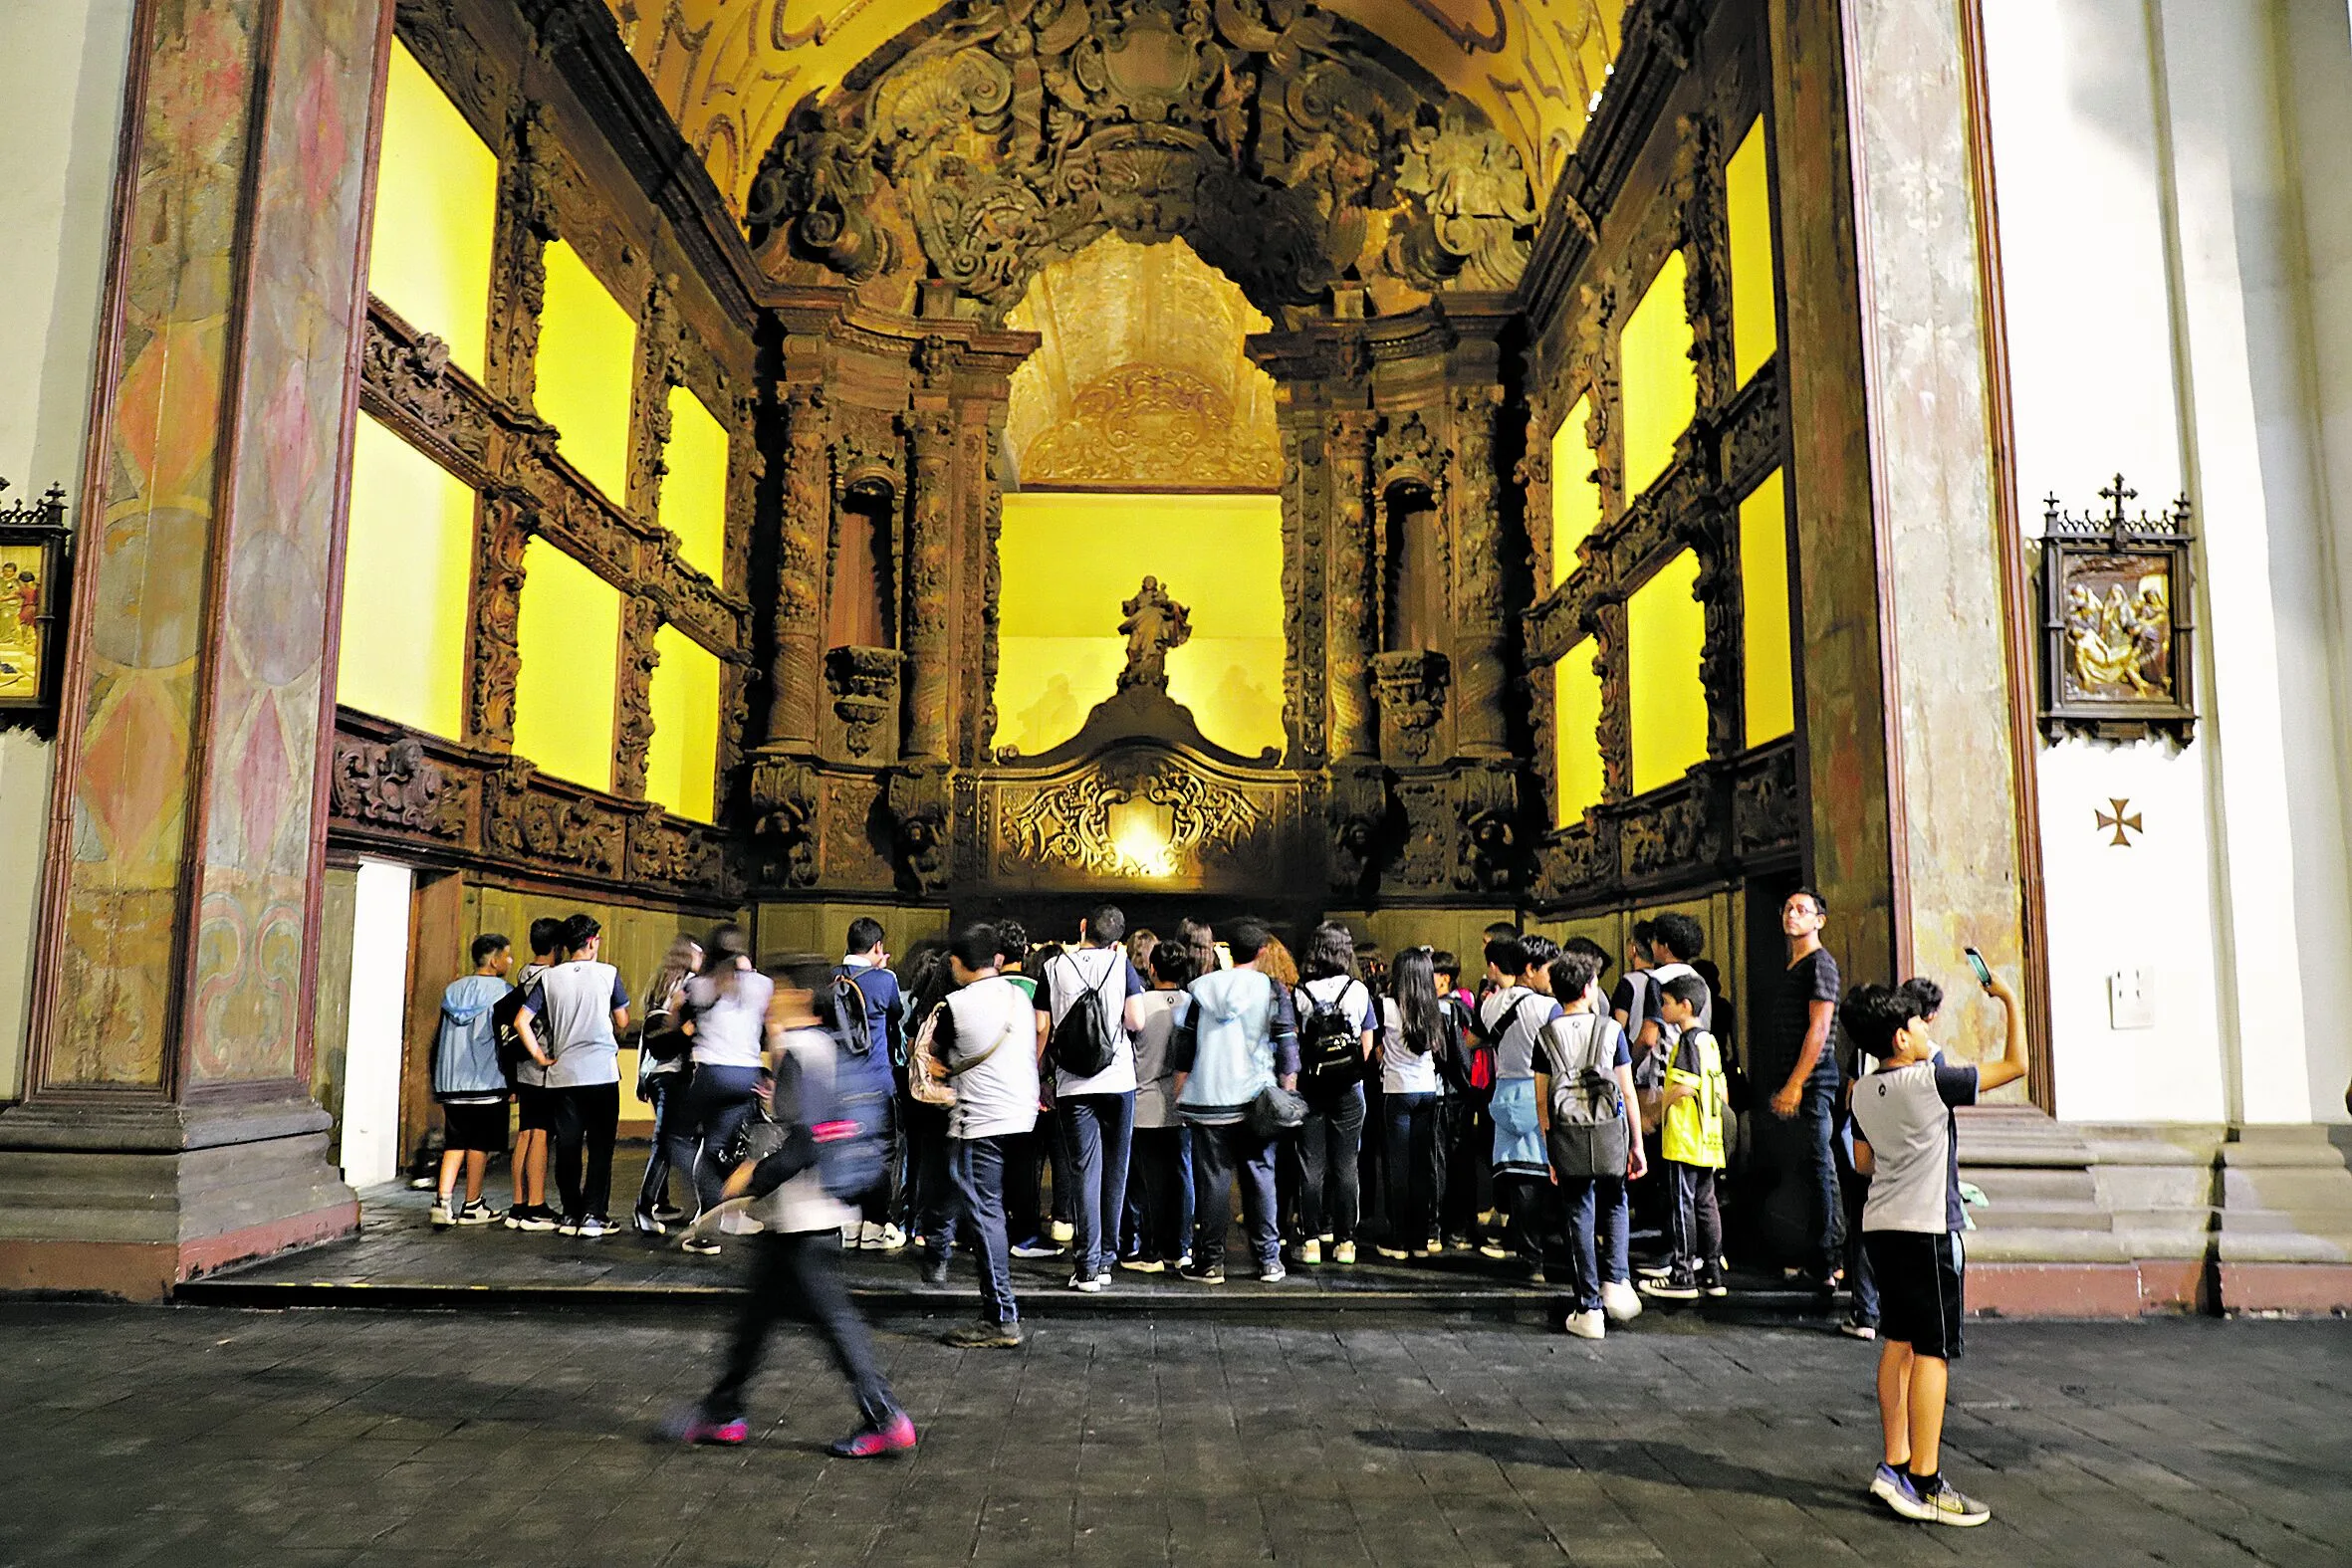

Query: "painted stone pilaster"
(1450, 384), (1511, 756)
(903, 406), (957, 762)
(767, 383), (825, 748)
(1325, 409), (1380, 760)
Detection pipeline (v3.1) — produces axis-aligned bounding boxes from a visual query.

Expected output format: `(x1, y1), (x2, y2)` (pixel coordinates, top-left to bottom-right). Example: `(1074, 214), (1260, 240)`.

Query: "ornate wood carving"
(770, 383), (827, 747)
(1325, 758), (1388, 898)
(612, 594), (662, 797)
(1594, 604), (1631, 802)
(1372, 650), (1451, 766)
(484, 101), (558, 412)
(902, 409), (956, 762)
(1280, 418), (1328, 766)
(744, 0), (1540, 319)
(1003, 758), (1265, 882)
(824, 645), (902, 761)
(886, 761), (954, 894)
(467, 490), (531, 748)
(358, 310), (494, 471)
(331, 732), (466, 839)
(1450, 385), (1510, 755)
(1326, 409), (1380, 760)
(748, 753), (821, 888)
(486, 756), (623, 878)
(627, 275), (680, 515)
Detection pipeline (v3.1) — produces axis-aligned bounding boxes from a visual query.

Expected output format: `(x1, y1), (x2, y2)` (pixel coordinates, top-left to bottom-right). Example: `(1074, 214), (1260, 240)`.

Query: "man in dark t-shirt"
(1765, 889), (1844, 1290)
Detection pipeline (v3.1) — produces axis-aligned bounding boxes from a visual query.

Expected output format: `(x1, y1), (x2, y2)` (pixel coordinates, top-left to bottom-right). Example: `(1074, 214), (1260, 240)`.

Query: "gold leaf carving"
(1021, 365), (1281, 490)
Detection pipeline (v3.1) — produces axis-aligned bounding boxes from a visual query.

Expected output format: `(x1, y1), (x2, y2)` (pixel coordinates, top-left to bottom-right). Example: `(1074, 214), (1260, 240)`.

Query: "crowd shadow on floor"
(1354, 1429), (1864, 1512)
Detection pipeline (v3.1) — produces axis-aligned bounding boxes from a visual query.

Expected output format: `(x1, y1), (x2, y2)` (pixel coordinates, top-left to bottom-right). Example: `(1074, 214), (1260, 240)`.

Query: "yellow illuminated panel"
(1627, 550), (1709, 794)
(661, 385), (729, 586)
(537, 240), (637, 503)
(995, 492), (1285, 760)
(1728, 117), (1778, 387)
(1740, 469), (1796, 745)
(646, 624), (721, 821)
(1552, 648), (1605, 826)
(514, 539), (620, 792)
(337, 416), (473, 739)
(1549, 393), (1600, 588)
(368, 42), (497, 380)
(1620, 249), (1696, 500)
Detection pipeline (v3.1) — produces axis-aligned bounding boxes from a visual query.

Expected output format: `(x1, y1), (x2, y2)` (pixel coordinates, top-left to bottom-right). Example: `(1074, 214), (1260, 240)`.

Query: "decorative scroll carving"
(485, 102), (559, 410)
(1389, 777), (1453, 890)
(902, 409), (957, 761)
(1372, 650), (1451, 765)
(1325, 759), (1388, 897)
(979, 426), (1005, 760)
(612, 594), (662, 798)
(886, 761), (954, 894)
(468, 492), (531, 748)
(1280, 420), (1329, 765)
(630, 806), (726, 889)
(358, 313), (492, 468)
(1734, 743), (1802, 856)
(331, 733), (463, 838)
(1454, 761), (1522, 894)
(628, 275), (680, 513)
(484, 758), (624, 879)
(1694, 537), (1742, 761)
(1326, 410), (1380, 760)
(770, 384), (828, 748)
(744, 0), (1538, 319)
(1593, 606), (1631, 801)
(1375, 408), (1446, 493)
(1003, 757), (1265, 881)
(748, 753), (821, 888)
(1450, 385), (1510, 755)
(825, 645), (902, 760)
(1621, 786), (1716, 881)
(1534, 818), (1616, 906)
(1023, 366), (1283, 489)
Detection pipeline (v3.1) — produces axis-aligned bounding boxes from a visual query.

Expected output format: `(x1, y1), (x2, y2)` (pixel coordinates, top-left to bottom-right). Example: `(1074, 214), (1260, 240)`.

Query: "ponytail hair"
(705, 922), (752, 997)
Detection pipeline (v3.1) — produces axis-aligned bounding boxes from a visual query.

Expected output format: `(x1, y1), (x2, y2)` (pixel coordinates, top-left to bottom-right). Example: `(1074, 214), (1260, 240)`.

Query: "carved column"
(1451, 384), (1512, 755)
(468, 491), (533, 749)
(613, 594), (662, 798)
(903, 406), (957, 762)
(1280, 415), (1329, 767)
(767, 384), (826, 748)
(483, 103), (555, 413)
(626, 276), (678, 516)
(1325, 409), (1380, 760)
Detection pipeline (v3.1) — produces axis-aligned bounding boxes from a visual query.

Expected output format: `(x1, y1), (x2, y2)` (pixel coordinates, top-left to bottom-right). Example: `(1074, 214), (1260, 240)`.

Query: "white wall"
(338, 860), (415, 1189)
(1982, 0), (2352, 1123)
(0, 0), (136, 1100)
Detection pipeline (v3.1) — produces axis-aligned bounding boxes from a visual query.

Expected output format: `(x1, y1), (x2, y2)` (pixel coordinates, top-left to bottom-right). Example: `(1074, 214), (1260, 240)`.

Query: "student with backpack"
(833, 918), (908, 1251)
(1375, 947), (1446, 1258)
(671, 957), (916, 1458)
(430, 933), (514, 1228)
(667, 925), (774, 1253)
(497, 918), (565, 1231)
(1033, 904), (1149, 1291)
(1639, 973), (1728, 1300)
(1287, 922), (1375, 1265)
(1479, 936), (1565, 1275)
(1170, 919), (1302, 1283)
(632, 934), (703, 1235)
(1534, 948), (1646, 1339)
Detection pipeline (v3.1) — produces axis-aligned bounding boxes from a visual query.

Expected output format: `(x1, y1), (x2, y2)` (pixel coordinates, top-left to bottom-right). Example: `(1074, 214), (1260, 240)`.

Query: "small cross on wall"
(2095, 798), (2143, 847)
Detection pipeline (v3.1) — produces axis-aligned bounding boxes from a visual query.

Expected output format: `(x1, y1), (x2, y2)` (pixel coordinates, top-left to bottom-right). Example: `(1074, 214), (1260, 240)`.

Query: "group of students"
(426, 896), (2029, 1524)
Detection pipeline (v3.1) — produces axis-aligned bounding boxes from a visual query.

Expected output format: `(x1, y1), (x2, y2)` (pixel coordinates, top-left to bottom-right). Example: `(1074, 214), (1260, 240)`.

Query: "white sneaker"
(1601, 1280), (1644, 1322)
(1068, 1272), (1104, 1293)
(1563, 1309), (1606, 1340)
(857, 1221), (886, 1249)
(429, 1200), (455, 1229)
(876, 1224), (907, 1251)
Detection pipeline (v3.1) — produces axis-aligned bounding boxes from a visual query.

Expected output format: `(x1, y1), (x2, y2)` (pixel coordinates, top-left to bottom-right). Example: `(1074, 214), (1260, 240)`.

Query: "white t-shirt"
(526, 960), (628, 1088)
(1377, 996), (1440, 1095)
(1038, 947), (1143, 1096)
(685, 970), (775, 1070)
(1479, 985), (1564, 1081)
(940, 975), (1042, 1141)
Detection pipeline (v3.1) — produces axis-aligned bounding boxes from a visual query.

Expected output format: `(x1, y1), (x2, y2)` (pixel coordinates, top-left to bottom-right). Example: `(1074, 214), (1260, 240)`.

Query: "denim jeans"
(666, 1063), (764, 1217)
(1796, 1074), (1845, 1279)
(1382, 1091), (1439, 1246)
(704, 1231), (896, 1425)
(1839, 1134), (1879, 1323)
(900, 1097), (953, 1244)
(1059, 1090), (1136, 1278)
(1558, 1174), (1630, 1313)
(1128, 1125), (1191, 1261)
(1292, 1080), (1365, 1242)
(938, 1135), (1019, 1323)
(635, 1070), (682, 1217)
(1189, 1119), (1279, 1273)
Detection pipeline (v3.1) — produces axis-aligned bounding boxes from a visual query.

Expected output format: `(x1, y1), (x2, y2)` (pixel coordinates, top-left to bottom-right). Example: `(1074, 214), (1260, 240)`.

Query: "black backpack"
(1296, 981), (1366, 1091)
(1047, 954), (1117, 1077)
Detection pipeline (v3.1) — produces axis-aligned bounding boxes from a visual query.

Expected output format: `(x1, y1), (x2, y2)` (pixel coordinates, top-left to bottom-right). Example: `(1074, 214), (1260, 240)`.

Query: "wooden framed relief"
(0, 481), (71, 732)
(2037, 476), (2196, 744)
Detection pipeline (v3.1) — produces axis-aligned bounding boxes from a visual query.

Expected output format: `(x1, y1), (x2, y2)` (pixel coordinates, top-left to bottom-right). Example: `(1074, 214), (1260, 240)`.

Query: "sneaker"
(1640, 1272), (1701, 1301)
(651, 1204), (688, 1224)
(1176, 1252), (1194, 1271)
(1094, 1269), (1113, 1288)
(632, 1209), (668, 1236)
(514, 1206), (558, 1232)
(1423, 1239), (1446, 1257)
(1050, 1220), (1074, 1244)
(680, 1235), (722, 1256)
(1010, 1236), (1060, 1259)
(1870, 1462), (1923, 1515)
(1447, 1234), (1473, 1251)
(429, 1200), (456, 1229)
(1119, 1256), (1165, 1274)
(557, 1215), (585, 1236)
(1258, 1262), (1289, 1284)
(576, 1215), (613, 1239)
(456, 1200), (500, 1227)
(829, 1412), (918, 1458)
(1840, 1316), (1879, 1341)
(875, 1224), (906, 1251)
(1068, 1272), (1104, 1293)
(1918, 1479), (1992, 1527)
(1636, 1261), (1674, 1278)
(674, 1415), (749, 1447)
(1477, 1240), (1509, 1260)
(1332, 1241), (1356, 1265)
(1601, 1280), (1644, 1322)
(1179, 1262), (1226, 1285)
(942, 1318), (1024, 1349)
(1562, 1309), (1606, 1340)
(1295, 1238), (1321, 1265)
(1317, 1232), (1335, 1245)
(1374, 1245), (1412, 1260)
(920, 1255), (951, 1286)
(503, 1206), (529, 1230)
(857, 1221), (886, 1249)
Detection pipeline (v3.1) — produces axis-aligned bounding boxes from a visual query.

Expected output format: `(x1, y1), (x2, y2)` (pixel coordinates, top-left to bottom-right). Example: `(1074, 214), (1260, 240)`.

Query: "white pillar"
(338, 859), (415, 1188)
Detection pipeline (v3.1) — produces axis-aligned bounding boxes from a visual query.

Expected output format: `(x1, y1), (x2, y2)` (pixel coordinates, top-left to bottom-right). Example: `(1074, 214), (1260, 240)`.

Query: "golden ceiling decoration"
(600, 0), (1625, 214)
(1005, 234), (1282, 490)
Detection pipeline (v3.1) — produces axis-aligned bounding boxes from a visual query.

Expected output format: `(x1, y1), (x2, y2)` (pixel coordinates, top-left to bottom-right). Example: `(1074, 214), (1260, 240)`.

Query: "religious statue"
(1116, 575), (1191, 692)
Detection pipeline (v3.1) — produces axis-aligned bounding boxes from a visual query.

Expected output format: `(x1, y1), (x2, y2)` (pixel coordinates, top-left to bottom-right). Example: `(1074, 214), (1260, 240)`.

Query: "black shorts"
(1863, 1230), (1965, 1360)
(440, 1099), (509, 1152)
(514, 1084), (555, 1133)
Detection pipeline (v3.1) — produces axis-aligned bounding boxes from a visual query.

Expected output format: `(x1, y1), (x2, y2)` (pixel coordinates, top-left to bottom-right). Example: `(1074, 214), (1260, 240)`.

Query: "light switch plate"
(2108, 969), (2155, 1030)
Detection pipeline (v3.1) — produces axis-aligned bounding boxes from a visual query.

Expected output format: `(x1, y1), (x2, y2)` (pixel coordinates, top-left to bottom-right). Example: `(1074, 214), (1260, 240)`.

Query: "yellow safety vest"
(1661, 1028), (1727, 1169)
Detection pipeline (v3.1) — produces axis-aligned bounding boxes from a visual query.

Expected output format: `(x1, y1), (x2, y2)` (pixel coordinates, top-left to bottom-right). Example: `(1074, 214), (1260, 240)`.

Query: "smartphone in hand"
(1964, 947), (1994, 992)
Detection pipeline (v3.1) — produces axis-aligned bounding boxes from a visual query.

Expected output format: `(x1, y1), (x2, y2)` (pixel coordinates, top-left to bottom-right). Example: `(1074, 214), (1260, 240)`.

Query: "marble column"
(0, 0), (393, 1297)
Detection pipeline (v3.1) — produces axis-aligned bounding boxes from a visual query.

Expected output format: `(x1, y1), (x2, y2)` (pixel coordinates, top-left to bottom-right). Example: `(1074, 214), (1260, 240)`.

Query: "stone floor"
(1, 1302), (2346, 1567)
